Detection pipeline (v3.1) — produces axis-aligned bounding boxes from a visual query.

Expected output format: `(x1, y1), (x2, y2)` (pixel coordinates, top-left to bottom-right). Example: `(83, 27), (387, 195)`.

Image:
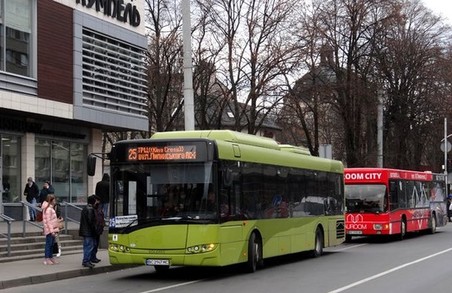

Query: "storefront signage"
(75, 0), (141, 27)
(127, 145), (197, 161)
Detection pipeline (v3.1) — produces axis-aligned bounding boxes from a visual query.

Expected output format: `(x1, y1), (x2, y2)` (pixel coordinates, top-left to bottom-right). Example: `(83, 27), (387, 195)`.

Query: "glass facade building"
(0, 0), (147, 212)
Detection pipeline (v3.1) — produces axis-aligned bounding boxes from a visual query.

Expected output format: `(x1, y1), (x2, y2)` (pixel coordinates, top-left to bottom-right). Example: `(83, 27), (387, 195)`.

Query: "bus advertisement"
(89, 130), (345, 272)
(344, 168), (447, 241)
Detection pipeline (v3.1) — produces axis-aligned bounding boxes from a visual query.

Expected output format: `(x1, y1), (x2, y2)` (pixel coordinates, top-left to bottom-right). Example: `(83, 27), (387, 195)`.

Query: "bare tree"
(195, 0), (303, 134)
(146, 0), (185, 133)
(373, 0), (451, 170)
(304, 0), (396, 166)
(191, 10), (229, 129)
(277, 2), (342, 157)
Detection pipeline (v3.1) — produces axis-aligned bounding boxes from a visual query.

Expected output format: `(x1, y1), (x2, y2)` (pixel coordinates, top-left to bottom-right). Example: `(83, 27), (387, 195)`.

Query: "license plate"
(145, 259), (170, 266)
(347, 230), (362, 235)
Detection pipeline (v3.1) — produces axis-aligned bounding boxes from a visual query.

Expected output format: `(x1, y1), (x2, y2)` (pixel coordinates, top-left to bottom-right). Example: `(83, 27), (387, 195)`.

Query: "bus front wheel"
(154, 265), (170, 273)
(398, 218), (407, 240)
(246, 232), (262, 273)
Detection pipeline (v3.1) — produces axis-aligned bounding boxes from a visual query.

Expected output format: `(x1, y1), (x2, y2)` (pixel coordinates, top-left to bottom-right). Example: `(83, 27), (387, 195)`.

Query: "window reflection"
(1, 135), (20, 202)
(1, 0), (33, 77)
(35, 139), (87, 203)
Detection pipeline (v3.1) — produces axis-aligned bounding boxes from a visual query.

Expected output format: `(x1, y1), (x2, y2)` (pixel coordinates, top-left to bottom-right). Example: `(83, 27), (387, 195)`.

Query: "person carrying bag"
(42, 194), (60, 265)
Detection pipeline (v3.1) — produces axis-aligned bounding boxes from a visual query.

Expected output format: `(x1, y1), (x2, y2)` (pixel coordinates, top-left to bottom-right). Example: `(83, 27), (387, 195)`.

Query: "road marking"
(328, 244), (367, 252)
(139, 279), (204, 293)
(328, 247), (452, 293)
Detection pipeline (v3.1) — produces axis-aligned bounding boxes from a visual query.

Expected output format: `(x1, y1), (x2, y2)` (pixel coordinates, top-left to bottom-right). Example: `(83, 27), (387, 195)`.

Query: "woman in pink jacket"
(42, 194), (59, 265)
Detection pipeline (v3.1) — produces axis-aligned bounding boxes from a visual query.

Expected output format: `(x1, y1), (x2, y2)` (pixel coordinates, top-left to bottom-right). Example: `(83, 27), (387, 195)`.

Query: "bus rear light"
(186, 243), (217, 254)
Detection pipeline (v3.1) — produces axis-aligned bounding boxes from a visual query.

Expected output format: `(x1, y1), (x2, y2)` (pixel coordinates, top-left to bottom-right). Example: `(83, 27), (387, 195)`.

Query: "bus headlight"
(109, 244), (130, 252)
(373, 224), (390, 231)
(186, 243), (217, 254)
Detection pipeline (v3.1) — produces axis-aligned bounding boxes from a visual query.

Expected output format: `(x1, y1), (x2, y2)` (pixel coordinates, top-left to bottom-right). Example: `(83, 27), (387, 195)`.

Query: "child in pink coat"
(42, 194), (59, 265)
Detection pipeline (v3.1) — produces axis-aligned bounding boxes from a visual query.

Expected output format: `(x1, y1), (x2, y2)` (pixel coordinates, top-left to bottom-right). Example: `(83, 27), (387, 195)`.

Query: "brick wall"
(37, 0), (73, 104)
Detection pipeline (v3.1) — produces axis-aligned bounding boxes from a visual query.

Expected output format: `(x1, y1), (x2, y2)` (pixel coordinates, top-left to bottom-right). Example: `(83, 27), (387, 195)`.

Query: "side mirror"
(87, 154), (97, 176)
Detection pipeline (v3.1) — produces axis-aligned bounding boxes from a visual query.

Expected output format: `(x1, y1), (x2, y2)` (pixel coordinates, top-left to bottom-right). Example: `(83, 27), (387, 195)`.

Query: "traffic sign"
(440, 140), (451, 152)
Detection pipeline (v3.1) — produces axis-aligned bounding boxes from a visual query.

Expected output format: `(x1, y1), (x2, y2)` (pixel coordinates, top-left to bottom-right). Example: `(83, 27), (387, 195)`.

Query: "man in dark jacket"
(79, 195), (98, 268)
(91, 195), (105, 264)
(39, 180), (55, 204)
(95, 173), (110, 217)
(23, 177), (39, 221)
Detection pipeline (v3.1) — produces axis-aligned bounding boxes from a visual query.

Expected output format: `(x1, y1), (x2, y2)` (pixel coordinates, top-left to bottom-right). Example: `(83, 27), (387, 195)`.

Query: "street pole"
(445, 118), (448, 193)
(182, 0), (195, 130)
(377, 90), (384, 167)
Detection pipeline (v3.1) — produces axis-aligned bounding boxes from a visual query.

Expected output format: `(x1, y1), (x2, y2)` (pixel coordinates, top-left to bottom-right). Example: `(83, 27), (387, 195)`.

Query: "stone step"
(0, 239), (83, 253)
(0, 234), (75, 245)
(0, 228), (85, 262)
(0, 247), (84, 263)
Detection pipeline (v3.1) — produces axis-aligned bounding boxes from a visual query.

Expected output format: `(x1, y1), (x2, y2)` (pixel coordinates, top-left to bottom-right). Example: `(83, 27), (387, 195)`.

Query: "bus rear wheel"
(429, 214), (437, 234)
(246, 232), (262, 273)
(310, 227), (324, 257)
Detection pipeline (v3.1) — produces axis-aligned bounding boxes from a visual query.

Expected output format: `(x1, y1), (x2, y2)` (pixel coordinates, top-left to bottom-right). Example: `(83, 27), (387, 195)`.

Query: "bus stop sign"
(440, 140), (451, 153)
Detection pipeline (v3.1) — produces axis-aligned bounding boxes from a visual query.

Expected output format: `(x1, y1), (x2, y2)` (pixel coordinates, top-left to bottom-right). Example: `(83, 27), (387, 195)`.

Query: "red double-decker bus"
(345, 168), (447, 241)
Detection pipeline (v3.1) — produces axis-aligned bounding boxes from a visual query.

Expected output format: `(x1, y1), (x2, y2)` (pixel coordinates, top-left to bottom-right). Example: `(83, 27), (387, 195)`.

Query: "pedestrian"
(79, 194), (98, 268)
(95, 173), (110, 217)
(53, 198), (64, 257)
(42, 194), (60, 265)
(23, 177), (39, 221)
(39, 180), (55, 204)
(448, 194), (452, 222)
(91, 195), (104, 264)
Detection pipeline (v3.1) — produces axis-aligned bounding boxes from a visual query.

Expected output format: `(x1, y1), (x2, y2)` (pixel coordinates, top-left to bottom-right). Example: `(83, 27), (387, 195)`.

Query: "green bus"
(91, 130), (345, 272)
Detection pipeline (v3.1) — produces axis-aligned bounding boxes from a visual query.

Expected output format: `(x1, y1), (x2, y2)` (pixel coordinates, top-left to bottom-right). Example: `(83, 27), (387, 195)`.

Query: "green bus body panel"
(151, 130), (343, 174)
(109, 216), (344, 267)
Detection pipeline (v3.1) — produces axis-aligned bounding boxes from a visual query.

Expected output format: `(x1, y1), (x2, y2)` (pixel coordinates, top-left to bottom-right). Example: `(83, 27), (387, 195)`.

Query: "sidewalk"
(0, 220), (137, 290)
(0, 249), (136, 290)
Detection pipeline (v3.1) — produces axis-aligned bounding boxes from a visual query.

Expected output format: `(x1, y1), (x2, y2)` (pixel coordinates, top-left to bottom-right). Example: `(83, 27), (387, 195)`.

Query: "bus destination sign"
(127, 145), (197, 161)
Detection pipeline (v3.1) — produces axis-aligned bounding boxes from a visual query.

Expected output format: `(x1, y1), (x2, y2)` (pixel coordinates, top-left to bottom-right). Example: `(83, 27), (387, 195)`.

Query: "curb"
(0, 265), (137, 290)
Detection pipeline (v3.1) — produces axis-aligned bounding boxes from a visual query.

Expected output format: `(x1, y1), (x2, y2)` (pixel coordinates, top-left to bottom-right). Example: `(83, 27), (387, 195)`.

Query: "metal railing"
(18, 201), (83, 237)
(0, 214), (14, 256)
(20, 201), (42, 237)
(62, 201), (82, 225)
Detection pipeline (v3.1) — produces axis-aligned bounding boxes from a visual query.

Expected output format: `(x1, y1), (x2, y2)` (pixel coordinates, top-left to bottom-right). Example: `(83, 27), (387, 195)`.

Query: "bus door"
(218, 162), (246, 263)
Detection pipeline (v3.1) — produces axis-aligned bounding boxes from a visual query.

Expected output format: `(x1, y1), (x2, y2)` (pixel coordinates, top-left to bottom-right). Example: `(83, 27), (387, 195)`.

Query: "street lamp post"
(441, 118), (451, 194)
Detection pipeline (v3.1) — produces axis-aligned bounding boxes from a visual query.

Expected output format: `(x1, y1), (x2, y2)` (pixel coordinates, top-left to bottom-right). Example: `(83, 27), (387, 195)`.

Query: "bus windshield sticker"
(110, 215), (138, 228)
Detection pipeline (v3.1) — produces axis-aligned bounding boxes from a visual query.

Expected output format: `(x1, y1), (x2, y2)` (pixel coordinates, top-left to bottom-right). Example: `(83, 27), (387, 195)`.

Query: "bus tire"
(429, 213), (437, 234)
(311, 227), (324, 257)
(246, 232), (262, 273)
(154, 265), (170, 273)
(398, 218), (406, 240)
(345, 235), (352, 242)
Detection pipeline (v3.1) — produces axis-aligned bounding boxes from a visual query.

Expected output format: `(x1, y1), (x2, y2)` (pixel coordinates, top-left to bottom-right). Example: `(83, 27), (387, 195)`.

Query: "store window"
(35, 139), (87, 203)
(0, 0), (34, 77)
(1, 134), (21, 203)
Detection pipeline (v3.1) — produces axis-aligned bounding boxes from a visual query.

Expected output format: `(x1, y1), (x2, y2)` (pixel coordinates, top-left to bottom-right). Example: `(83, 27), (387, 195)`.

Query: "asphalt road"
(3, 224), (452, 293)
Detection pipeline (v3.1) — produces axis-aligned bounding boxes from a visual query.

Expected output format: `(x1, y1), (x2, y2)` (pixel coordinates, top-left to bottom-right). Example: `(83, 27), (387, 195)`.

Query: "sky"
(422, 0), (452, 24)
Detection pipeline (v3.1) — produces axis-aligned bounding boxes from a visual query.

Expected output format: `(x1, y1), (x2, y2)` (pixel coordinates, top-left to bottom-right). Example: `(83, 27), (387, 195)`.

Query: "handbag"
(58, 218), (65, 230)
(36, 211), (43, 222)
(52, 242), (59, 254)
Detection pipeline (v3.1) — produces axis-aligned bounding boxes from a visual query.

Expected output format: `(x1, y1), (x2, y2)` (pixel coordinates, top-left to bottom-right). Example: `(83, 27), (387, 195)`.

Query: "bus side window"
(389, 181), (399, 209)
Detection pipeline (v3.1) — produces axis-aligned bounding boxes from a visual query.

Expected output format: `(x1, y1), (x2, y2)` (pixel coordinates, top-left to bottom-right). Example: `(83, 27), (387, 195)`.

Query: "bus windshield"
(110, 162), (217, 227)
(345, 184), (387, 213)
